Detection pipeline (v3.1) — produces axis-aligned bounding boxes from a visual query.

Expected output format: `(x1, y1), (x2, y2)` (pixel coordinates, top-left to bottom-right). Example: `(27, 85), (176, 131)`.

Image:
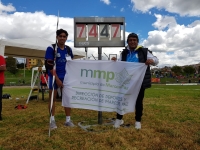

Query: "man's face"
(127, 37), (138, 50)
(57, 33), (67, 45)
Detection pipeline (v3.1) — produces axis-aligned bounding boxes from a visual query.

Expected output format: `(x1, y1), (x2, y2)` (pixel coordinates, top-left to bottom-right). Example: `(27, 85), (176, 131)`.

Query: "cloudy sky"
(0, 0), (200, 67)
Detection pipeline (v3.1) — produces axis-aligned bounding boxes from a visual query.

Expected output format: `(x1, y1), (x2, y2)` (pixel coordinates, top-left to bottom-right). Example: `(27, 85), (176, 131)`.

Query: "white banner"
(62, 60), (147, 115)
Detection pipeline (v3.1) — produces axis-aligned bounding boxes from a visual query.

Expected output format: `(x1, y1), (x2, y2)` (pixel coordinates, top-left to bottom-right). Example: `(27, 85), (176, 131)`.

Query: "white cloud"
(152, 14), (177, 30)
(0, 11), (74, 42)
(131, 0), (200, 17)
(1, 2), (200, 67)
(0, 2), (15, 14)
(0, 3), (83, 56)
(0, 3), (133, 61)
(142, 14), (200, 67)
(100, 0), (111, 5)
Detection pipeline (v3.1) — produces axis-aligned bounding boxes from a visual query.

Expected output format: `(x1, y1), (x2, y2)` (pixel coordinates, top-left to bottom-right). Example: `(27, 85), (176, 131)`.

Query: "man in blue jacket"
(112, 33), (159, 129)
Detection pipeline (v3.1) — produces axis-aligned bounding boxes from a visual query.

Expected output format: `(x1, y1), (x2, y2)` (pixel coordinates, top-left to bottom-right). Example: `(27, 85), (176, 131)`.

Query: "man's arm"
(111, 52), (122, 61)
(0, 65), (6, 71)
(111, 57), (117, 61)
(45, 46), (62, 87)
(146, 51), (159, 66)
(0, 56), (6, 71)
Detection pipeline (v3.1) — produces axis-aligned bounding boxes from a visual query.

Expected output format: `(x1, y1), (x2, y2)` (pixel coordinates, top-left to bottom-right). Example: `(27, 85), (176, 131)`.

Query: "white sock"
(51, 116), (55, 121)
(66, 116), (70, 122)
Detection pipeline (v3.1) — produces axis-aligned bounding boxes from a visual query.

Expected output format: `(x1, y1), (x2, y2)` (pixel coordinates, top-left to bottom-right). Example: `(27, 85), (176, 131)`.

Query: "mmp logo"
(81, 68), (132, 84)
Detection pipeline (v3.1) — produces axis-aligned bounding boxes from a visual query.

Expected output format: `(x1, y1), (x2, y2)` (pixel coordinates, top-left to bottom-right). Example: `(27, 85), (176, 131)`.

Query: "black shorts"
(41, 83), (47, 86)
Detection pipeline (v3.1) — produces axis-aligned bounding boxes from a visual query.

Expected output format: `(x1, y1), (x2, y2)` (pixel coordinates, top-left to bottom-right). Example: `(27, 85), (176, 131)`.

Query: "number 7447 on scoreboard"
(74, 17), (125, 47)
(76, 24), (120, 38)
(75, 24), (125, 47)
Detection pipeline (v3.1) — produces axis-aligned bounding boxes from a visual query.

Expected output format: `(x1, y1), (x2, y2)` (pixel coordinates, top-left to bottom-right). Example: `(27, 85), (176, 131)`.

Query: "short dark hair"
(127, 33), (139, 43)
(56, 29), (68, 36)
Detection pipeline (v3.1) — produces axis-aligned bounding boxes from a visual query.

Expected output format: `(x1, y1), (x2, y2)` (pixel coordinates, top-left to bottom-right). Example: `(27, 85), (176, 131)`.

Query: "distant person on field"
(111, 33), (159, 129)
(45, 29), (74, 130)
(0, 55), (6, 121)
(40, 72), (48, 91)
(22, 79), (25, 84)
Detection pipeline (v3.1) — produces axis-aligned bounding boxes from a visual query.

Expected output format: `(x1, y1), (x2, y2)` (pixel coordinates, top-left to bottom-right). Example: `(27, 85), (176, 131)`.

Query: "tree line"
(5, 57), (25, 75)
(171, 65), (197, 76)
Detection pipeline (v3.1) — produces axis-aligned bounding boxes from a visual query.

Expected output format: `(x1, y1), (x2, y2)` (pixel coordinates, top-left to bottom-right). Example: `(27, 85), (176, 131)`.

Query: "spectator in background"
(40, 72), (48, 91)
(22, 79), (25, 84)
(0, 55), (6, 121)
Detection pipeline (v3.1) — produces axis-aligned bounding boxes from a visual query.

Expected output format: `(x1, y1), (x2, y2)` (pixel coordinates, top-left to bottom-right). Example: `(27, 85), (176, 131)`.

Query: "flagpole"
(49, 10), (59, 137)
(98, 47), (102, 124)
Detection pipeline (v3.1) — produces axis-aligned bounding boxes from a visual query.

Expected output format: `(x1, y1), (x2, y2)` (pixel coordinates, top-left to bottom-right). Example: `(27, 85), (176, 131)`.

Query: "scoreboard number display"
(111, 24), (121, 40)
(99, 24), (110, 41)
(88, 24), (98, 41)
(76, 24), (86, 41)
(74, 17), (125, 47)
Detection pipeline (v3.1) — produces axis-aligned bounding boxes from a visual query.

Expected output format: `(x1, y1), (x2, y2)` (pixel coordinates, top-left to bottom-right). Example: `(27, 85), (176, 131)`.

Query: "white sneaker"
(64, 121), (75, 127)
(113, 119), (124, 128)
(50, 120), (57, 130)
(135, 121), (141, 129)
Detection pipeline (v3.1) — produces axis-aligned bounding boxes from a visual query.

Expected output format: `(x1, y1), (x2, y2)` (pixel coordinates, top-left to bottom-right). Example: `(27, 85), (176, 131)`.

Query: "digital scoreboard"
(74, 17), (125, 47)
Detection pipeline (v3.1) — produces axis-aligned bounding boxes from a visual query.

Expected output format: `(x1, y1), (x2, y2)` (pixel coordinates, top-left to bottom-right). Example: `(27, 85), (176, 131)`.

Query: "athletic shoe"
(64, 121), (75, 127)
(135, 121), (141, 129)
(113, 119), (124, 128)
(50, 120), (57, 130)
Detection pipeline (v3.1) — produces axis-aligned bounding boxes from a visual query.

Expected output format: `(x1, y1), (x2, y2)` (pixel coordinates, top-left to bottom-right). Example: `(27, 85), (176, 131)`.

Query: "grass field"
(0, 85), (200, 150)
(4, 70), (33, 86)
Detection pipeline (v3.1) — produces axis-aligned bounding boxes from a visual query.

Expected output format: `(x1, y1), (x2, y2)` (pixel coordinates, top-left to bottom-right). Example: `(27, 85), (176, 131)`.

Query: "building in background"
(26, 58), (44, 69)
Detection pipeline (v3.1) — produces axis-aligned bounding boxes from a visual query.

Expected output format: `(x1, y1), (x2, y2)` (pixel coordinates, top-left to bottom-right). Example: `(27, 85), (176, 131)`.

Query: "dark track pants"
(116, 87), (145, 122)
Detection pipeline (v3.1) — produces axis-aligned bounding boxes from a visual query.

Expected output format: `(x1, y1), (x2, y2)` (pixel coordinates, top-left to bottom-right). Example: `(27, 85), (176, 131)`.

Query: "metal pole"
(85, 47), (88, 59)
(98, 47), (102, 60)
(24, 58), (25, 78)
(91, 54), (96, 60)
(98, 47), (102, 124)
(103, 52), (109, 60)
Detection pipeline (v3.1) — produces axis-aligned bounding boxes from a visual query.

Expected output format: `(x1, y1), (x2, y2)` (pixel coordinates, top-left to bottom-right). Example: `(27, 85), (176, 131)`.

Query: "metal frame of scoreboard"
(74, 17), (125, 47)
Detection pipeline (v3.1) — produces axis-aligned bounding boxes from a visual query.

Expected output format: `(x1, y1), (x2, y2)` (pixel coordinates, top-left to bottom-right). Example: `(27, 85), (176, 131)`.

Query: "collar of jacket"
(126, 45), (143, 51)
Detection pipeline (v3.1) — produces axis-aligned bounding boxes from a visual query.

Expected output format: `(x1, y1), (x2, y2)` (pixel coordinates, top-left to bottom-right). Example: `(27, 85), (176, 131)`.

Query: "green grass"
(4, 69), (37, 86)
(157, 76), (199, 84)
(0, 85), (200, 150)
